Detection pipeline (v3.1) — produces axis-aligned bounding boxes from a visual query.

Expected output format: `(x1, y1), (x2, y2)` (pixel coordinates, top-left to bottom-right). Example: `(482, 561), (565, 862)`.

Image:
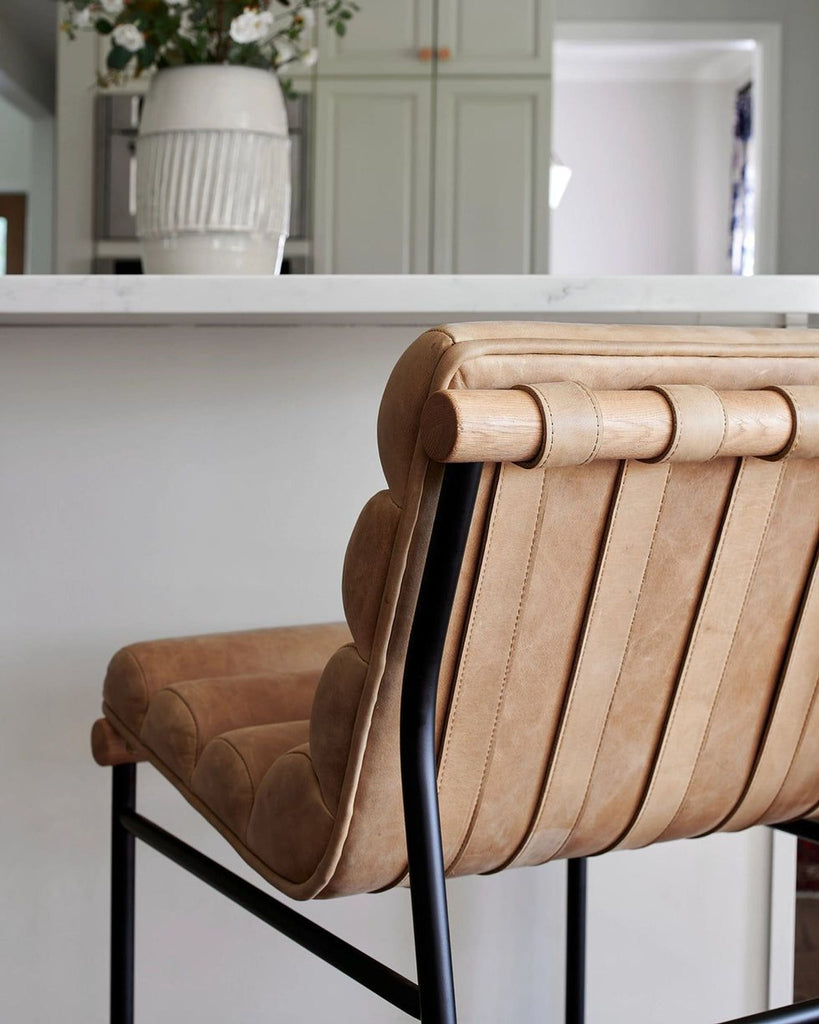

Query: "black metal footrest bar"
(772, 820), (819, 845)
(719, 999), (819, 1024)
(119, 810), (421, 1019)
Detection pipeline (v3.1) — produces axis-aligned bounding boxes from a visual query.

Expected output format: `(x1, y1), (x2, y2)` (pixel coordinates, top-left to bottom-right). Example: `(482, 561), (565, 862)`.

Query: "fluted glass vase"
(137, 65), (291, 275)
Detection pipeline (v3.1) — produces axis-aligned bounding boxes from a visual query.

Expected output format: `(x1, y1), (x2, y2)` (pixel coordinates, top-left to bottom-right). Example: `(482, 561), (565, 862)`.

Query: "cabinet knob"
(418, 47), (433, 61)
(437, 47), (452, 61)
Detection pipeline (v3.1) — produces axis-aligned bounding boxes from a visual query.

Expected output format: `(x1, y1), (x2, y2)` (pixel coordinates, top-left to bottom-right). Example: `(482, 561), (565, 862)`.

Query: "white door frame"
(554, 21), (782, 275)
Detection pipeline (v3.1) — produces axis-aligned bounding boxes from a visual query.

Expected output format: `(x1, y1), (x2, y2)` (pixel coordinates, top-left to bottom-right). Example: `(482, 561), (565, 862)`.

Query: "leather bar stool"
(92, 322), (819, 1024)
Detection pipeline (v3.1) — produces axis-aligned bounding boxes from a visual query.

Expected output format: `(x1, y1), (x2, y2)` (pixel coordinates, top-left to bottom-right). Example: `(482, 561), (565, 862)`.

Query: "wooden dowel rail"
(420, 387), (797, 465)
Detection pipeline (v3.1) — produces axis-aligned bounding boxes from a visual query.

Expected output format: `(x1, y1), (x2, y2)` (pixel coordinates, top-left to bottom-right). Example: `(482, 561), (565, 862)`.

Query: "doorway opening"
(550, 22), (781, 275)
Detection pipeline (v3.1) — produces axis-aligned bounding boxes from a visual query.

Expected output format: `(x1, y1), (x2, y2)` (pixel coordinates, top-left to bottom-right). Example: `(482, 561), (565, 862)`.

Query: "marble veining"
(0, 275), (817, 326)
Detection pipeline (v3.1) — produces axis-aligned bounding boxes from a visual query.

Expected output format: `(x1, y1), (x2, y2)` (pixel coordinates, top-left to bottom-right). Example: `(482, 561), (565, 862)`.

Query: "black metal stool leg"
(402, 737), (457, 1024)
(566, 857), (587, 1024)
(111, 763), (136, 1024)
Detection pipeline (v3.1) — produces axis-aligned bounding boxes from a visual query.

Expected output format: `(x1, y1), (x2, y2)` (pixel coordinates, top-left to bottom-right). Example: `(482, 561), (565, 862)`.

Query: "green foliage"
(107, 45), (132, 71)
(61, 0), (360, 85)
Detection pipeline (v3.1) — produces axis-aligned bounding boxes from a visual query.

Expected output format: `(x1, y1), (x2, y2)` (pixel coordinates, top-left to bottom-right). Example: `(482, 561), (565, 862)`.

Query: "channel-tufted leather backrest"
(266, 323), (819, 900)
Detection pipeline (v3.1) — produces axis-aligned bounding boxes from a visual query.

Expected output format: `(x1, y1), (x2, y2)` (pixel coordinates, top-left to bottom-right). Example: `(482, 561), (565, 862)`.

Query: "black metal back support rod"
(400, 462), (484, 1024)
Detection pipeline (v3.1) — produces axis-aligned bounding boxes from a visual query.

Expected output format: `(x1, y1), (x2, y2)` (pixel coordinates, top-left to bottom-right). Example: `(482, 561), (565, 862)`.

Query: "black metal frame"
(109, 462), (819, 1024)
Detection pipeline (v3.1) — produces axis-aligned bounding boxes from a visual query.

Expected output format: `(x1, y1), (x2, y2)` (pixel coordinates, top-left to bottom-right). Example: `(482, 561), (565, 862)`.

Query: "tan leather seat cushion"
(192, 721), (310, 841)
(98, 623), (350, 872)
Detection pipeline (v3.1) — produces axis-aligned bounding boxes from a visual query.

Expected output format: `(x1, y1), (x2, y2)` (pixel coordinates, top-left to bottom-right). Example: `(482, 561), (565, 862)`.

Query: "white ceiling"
(554, 39), (756, 84)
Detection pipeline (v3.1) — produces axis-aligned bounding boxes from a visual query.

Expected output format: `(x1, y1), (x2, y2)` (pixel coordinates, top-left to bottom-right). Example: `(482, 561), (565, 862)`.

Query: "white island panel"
(0, 276), (808, 1024)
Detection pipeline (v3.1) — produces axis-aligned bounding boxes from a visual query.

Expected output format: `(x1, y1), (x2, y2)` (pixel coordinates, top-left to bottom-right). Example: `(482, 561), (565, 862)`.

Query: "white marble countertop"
(1, 274), (818, 326)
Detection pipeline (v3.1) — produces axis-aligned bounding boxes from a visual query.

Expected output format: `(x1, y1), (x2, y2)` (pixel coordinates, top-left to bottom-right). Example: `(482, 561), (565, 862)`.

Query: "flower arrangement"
(61, 1), (358, 87)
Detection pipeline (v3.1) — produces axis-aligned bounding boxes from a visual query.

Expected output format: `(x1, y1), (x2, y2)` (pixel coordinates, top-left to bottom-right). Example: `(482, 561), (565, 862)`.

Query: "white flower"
(275, 38), (296, 65)
(72, 7), (94, 29)
(229, 9), (275, 46)
(100, 0), (125, 15)
(179, 10), (197, 41)
(297, 46), (318, 67)
(112, 23), (146, 52)
(165, 0), (188, 6)
(296, 7), (315, 32)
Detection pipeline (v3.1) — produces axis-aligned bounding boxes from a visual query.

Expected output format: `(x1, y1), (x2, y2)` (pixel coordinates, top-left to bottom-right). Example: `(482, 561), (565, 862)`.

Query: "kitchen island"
(2, 274), (815, 1024)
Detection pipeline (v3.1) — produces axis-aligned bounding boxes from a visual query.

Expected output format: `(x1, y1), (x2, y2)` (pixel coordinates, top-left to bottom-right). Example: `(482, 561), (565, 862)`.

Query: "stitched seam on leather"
(712, 390), (728, 461)
(165, 687), (201, 765)
(314, 338), (460, 897)
(286, 748), (336, 818)
(707, 520), (819, 835)
(542, 392), (555, 465)
(436, 466), (497, 760)
(216, 736), (256, 807)
(665, 391), (682, 461)
(613, 457), (745, 845)
(576, 381), (602, 464)
(758, 671), (819, 822)
(319, 353), (458, 895)
(552, 463), (672, 859)
(507, 460), (631, 867)
(788, 387), (803, 456)
(449, 465), (549, 872)
(374, 466), (496, 895)
(755, 538), (819, 819)
(438, 468), (505, 785)
(661, 460), (785, 837)
(103, 703), (312, 889)
(124, 648), (150, 718)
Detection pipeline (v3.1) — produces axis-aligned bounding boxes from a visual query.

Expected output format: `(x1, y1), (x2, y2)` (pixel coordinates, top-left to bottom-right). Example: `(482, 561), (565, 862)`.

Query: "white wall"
(554, 0), (819, 274)
(551, 77), (737, 275)
(0, 320), (788, 1024)
(693, 79), (736, 274)
(0, 93), (54, 273)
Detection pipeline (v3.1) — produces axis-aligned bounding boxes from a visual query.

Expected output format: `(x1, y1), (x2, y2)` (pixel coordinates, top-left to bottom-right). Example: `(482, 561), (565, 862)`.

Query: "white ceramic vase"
(137, 65), (291, 275)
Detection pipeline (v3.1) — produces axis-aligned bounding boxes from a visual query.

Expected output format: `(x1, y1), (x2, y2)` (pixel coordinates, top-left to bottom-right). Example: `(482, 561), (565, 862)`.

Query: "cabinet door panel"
(314, 80), (432, 273)
(317, 0), (435, 76)
(437, 0), (552, 75)
(434, 78), (550, 273)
